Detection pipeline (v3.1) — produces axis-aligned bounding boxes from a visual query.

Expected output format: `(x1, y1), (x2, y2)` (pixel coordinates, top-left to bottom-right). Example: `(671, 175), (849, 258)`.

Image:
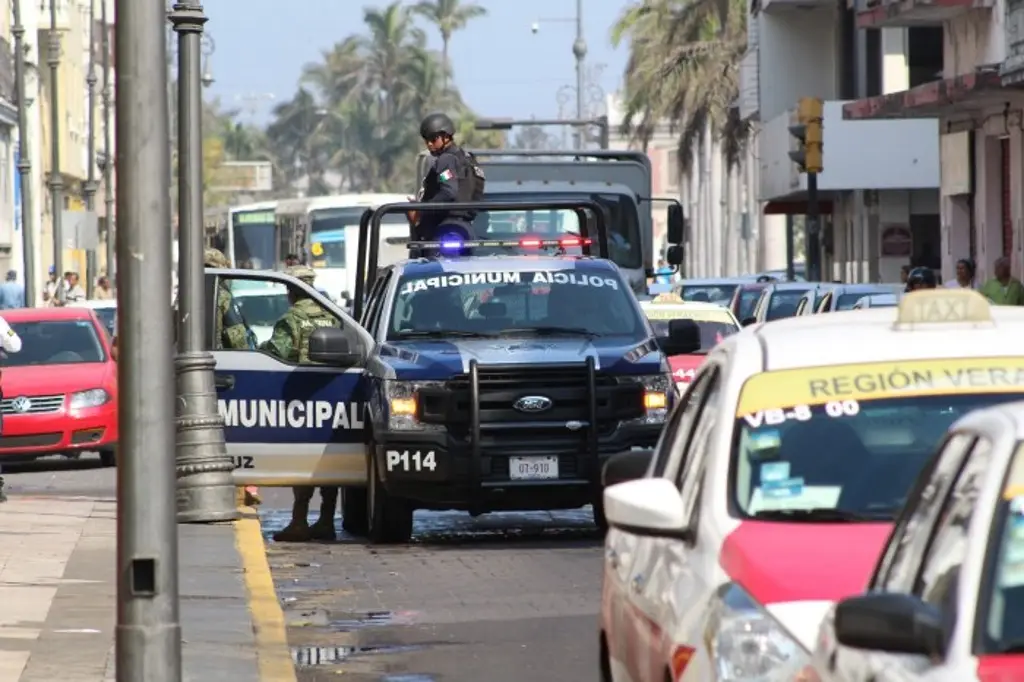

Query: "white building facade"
(846, 0), (1024, 285)
(741, 0), (943, 282)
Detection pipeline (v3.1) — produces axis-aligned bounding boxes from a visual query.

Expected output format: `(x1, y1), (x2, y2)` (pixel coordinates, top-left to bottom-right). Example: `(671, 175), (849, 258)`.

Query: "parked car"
(0, 306), (117, 465)
(72, 299), (116, 337)
(815, 283), (902, 313)
(746, 281), (818, 324)
(672, 277), (753, 308)
(728, 281), (772, 322)
(852, 293), (900, 309)
(794, 283), (841, 315)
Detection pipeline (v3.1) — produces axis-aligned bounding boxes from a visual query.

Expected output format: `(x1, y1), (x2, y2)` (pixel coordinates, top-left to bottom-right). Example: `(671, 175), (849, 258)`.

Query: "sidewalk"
(0, 495), (296, 682)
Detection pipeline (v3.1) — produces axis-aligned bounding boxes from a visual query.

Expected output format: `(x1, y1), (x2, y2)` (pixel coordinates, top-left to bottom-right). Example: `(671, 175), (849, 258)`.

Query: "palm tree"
(612, 0), (748, 171)
(413, 0), (487, 92)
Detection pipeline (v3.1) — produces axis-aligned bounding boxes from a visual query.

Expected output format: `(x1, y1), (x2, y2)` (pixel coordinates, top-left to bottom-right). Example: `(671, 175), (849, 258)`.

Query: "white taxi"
(600, 289), (1024, 682)
(639, 295), (740, 387)
(806, 399), (1024, 682)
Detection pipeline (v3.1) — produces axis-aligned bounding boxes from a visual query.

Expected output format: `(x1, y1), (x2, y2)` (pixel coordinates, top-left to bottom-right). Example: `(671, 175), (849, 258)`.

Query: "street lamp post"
(169, 1), (237, 523)
(12, 0), (35, 306)
(47, 0), (64, 302)
(83, 0), (99, 298)
(114, 0), (181, 676)
(534, 1), (591, 148)
(100, 0), (114, 284)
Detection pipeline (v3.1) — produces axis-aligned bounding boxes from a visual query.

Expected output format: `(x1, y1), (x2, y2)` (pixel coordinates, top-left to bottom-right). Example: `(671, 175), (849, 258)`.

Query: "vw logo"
(513, 395), (553, 413)
(11, 396), (30, 413)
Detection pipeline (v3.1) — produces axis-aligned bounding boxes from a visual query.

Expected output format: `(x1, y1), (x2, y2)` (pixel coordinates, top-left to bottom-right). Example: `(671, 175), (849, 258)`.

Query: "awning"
(763, 200), (834, 215)
(842, 71), (1005, 120)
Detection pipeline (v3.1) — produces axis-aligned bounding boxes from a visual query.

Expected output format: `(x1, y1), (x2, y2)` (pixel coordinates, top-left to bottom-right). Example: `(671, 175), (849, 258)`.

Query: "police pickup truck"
(206, 199), (698, 543)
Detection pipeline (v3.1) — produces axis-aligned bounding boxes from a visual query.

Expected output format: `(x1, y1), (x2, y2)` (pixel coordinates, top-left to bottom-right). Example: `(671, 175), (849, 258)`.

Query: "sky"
(204, 0), (631, 127)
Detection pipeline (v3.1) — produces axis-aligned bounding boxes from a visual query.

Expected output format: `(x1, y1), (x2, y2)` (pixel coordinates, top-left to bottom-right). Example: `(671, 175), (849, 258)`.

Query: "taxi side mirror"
(603, 449), (654, 488)
(308, 328), (360, 367)
(835, 593), (945, 657)
(658, 319), (701, 356)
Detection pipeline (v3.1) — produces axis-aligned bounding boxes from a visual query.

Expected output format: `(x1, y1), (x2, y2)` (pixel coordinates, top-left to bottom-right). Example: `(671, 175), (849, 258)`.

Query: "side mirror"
(604, 478), (691, 540)
(658, 318), (701, 356)
(602, 449), (654, 488)
(835, 593), (945, 656)
(308, 327), (360, 367)
(741, 316), (757, 327)
(665, 244), (683, 266)
(666, 204), (685, 244)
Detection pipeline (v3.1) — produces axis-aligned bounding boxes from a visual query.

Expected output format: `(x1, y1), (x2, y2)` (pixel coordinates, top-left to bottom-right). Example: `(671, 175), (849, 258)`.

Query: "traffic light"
(788, 97), (823, 174)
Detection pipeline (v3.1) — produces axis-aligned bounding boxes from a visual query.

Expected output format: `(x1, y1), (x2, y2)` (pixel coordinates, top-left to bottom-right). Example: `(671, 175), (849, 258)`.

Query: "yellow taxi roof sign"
(311, 242), (324, 257)
(895, 289), (992, 326)
(651, 292), (684, 303)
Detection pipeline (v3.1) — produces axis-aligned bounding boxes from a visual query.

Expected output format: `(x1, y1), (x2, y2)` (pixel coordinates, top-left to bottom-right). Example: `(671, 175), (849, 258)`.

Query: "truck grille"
(419, 363), (645, 482)
(1, 394), (65, 415)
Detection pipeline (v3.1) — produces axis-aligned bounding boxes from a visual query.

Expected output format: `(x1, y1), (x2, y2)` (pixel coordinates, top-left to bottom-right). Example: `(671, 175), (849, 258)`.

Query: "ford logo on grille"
(513, 396), (553, 413)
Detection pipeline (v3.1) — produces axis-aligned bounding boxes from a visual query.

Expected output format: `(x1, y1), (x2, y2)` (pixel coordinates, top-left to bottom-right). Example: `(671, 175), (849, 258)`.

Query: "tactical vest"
(453, 147), (485, 203)
(290, 299), (339, 363)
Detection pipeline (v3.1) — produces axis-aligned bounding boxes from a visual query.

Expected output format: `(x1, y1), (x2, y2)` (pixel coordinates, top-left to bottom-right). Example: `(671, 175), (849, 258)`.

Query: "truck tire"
(341, 486), (368, 535)
(367, 446), (413, 544)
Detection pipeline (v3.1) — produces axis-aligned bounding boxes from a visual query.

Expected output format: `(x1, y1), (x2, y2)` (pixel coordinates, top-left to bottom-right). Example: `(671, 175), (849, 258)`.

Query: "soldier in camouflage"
(264, 265), (341, 542)
(205, 248), (252, 351)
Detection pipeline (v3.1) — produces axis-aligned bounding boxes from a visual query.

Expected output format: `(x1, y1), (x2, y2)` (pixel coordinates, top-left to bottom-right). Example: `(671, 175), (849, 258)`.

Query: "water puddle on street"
(291, 644), (425, 666)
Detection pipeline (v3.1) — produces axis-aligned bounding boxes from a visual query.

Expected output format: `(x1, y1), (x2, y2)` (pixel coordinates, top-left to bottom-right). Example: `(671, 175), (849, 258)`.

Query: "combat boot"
(310, 488), (338, 541)
(272, 491), (311, 542)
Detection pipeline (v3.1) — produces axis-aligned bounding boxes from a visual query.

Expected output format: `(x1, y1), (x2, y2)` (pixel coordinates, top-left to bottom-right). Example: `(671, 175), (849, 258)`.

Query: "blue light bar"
(440, 240), (463, 249)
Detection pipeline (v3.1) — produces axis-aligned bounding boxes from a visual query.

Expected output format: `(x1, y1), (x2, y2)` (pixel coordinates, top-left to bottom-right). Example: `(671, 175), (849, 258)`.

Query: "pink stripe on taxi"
(719, 521), (892, 604)
(978, 654), (1024, 682)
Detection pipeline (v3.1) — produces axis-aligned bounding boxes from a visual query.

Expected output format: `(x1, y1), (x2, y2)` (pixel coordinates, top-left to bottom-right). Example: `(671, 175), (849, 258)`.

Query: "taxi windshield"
(388, 268), (645, 340)
(645, 315), (738, 353)
(732, 359), (1024, 521)
(980, 445), (1024, 654)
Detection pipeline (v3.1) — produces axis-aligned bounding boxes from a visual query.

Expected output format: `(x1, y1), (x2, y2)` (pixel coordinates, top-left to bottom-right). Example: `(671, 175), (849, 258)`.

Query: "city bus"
(226, 200), (279, 269)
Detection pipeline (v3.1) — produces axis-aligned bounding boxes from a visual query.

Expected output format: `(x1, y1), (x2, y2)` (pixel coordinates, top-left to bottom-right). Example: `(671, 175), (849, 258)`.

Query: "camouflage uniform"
(205, 248), (251, 350)
(267, 265), (342, 542)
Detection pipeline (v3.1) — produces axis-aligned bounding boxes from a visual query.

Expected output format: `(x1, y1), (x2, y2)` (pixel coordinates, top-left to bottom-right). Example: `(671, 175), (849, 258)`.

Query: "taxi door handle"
(215, 374), (235, 391)
(631, 574), (644, 593)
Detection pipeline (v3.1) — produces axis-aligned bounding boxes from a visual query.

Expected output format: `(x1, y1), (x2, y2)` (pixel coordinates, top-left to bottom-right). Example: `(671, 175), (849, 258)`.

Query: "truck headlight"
(70, 388), (111, 409)
(621, 374), (672, 425)
(706, 583), (808, 681)
(384, 380), (444, 431)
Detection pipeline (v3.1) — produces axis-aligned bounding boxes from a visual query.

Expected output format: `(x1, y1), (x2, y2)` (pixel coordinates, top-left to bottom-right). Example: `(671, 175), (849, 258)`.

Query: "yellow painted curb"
(234, 505), (297, 682)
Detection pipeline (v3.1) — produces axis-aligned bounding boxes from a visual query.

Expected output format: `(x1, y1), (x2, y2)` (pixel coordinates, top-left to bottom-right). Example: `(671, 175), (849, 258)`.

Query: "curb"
(234, 505), (296, 682)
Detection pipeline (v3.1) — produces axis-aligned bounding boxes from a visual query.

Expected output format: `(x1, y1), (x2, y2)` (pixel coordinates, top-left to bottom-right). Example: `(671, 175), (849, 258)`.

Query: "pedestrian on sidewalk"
(42, 266), (59, 305)
(64, 272), (86, 303)
(0, 315), (23, 501)
(980, 257), (1024, 305)
(0, 271), (25, 309)
(93, 275), (114, 299)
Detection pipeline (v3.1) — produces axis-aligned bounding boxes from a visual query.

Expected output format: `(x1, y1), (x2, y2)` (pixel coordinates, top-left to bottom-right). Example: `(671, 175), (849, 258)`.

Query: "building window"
(908, 27), (943, 88)
(865, 29), (881, 97)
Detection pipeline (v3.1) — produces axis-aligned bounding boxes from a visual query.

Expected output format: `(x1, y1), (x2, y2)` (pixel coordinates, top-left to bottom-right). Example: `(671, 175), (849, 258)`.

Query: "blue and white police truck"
(204, 198), (699, 543)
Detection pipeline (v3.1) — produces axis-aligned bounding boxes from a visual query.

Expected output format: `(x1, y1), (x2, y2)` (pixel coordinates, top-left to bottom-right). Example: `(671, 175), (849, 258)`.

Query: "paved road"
(259, 487), (605, 682)
(1, 453), (114, 497)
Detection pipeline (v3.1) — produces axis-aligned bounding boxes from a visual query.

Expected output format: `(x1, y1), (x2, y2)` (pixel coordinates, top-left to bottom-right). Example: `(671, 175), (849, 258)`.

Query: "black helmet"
(420, 112), (456, 140)
(905, 267), (937, 292)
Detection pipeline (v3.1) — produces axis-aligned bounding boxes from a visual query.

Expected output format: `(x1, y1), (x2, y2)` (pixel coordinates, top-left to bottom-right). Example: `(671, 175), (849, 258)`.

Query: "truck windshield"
(479, 193), (642, 269)
(388, 268), (646, 340)
(732, 360), (1024, 522)
(231, 209), (276, 269)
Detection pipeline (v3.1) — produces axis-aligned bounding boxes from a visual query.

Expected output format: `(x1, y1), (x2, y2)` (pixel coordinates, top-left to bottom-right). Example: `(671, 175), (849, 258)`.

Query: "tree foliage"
(612, 0), (749, 171)
(236, 0), (499, 195)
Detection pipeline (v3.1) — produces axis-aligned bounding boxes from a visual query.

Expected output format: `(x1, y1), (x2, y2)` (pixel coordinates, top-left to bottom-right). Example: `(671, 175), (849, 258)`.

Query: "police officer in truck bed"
(407, 113), (485, 245)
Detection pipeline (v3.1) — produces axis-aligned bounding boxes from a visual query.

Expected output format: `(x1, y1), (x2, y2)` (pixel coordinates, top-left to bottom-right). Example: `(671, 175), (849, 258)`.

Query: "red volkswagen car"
(0, 307), (118, 465)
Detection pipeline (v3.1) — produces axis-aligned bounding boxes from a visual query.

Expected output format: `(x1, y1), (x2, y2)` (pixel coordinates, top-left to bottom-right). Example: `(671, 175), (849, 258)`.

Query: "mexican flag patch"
(439, 169), (454, 182)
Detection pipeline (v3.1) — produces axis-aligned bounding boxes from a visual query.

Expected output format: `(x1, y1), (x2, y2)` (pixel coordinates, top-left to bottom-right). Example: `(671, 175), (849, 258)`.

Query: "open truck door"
(203, 268), (375, 487)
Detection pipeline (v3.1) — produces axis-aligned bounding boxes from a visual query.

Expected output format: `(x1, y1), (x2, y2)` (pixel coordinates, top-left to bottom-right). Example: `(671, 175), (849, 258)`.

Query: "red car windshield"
(6, 319), (106, 365)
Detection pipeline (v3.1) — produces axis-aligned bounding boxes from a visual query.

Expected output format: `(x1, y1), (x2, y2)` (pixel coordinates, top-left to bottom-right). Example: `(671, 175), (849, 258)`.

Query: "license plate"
(508, 455), (559, 480)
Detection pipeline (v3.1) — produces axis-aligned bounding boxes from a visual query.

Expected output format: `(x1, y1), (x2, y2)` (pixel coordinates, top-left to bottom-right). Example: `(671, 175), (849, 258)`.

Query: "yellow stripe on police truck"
(736, 357), (1024, 416)
(218, 399), (365, 429)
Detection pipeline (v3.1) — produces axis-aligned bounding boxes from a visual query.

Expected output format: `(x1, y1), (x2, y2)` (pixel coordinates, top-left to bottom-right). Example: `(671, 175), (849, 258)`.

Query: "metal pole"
(170, 1), (237, 523)
(572, 0), (585, 149)
(83, 0), (98, 298)
(785, 213), (795, 282)
(806, 172), (821, 282)
(12, 0), (35, 307)
(102, 0), (114, 284)
(47, 0), (64, 303)
(114, 0), (181, 675)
